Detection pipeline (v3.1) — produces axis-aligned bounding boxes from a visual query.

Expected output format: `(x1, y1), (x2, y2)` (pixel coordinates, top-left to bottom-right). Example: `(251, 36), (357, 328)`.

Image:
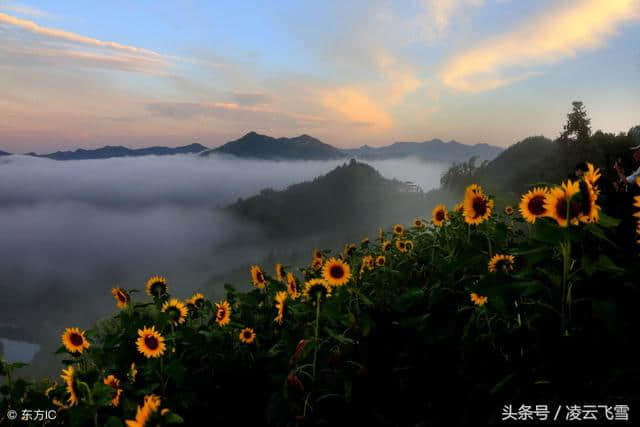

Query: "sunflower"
(393, 223), (405, 236)
(377, 227), (385, 242)
(432, 204), (448, 227)
(463, 184), (494, 225)
(404, 240), (414, 251)
(275, 263), (284, 282)
(136, 326), (166, 358)
(274, 291), (287, 324)
(185, 292), (205, 311)
(161, 299), (188, 326)
(488, 254), (515, 273)
(413, 218), (425, 228)
(239, 327), (256, 344)
(504, 205), (514, 215)
(125, 394), (162, 427)
(359, 255), (374, 275)
(395, 239), (407, 253)
(313, 248), (323, 260)
(382, 240), (392, 252)
(470, 292), (488, 307)
(286, 272), (301, 299)
(111, 287), (129, 308)
(311, 257), (323, 271)
(145, 275), (168, 298)
(60, 366), (79, 406)
(215, 300), (232, 327)
(583, 162), (601, 192)
(103, 375), (123, 407)
(343, 243), (357, 257)
(250, 265), (266, 289)
(519, 187), (549, 224)
(303, 278), (332, 300)
(544, 180), (581, 227)
(453, 202), (464, 213)
(361, 237), (370, 247)
(375, 255), (386, 267)
(61, 327), (90, 354)
(322, 257), (352, 287)
(578, 180), (601, 224)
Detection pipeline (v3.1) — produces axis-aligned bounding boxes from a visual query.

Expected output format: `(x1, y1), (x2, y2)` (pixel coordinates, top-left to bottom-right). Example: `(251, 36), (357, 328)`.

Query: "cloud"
(440, 0), (640, 92)
(318, 87), (393, 131)
(0, 12), (161, 57)
(0, 2), (53, 18)
(231, 92), (273, 106)
(0, 12), (167, 74)
(145, 101), (327, 127)
(0, 43), (166, 74)
(413, 0), (485, 41)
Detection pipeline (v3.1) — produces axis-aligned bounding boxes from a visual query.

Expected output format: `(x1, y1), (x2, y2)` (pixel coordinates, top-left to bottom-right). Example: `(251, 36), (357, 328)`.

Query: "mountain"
(35, 143), (208, 160)
(229, 159), (455, 237)
(344, 139), (503, 163)
(0, 150), (10, 156)
(201, 131), (344, 160)
(474, 136), (556, 187)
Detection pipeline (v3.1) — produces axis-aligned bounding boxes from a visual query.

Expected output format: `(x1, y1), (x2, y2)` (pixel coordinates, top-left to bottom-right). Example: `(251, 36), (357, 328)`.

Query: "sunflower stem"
(312, 293), (321, 386)
(560, 238), (571, 336)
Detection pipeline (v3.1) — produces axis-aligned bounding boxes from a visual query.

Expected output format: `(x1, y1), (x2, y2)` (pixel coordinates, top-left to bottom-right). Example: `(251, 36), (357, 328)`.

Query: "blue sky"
(1, 0), (639, 152)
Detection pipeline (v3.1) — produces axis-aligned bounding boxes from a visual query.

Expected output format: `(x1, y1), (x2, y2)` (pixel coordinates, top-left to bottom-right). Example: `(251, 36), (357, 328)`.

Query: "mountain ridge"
(6, 132), (503, 162)
(28, 143), (209, 161)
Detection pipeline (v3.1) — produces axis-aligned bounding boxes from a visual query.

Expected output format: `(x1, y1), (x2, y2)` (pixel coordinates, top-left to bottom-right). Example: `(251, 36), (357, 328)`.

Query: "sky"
(1, 0), (639, 152)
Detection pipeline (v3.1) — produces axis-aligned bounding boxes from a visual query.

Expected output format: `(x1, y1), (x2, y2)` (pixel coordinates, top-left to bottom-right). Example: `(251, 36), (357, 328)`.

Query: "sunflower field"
(2, 164), (640, 426)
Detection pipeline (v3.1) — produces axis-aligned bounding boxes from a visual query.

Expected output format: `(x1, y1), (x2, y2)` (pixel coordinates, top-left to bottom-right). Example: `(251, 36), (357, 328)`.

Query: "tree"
(560, 101), (591, 144)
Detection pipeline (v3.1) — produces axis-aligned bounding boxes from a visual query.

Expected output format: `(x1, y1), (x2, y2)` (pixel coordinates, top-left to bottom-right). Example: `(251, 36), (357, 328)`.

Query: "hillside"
(229, 159), (454, 237)
(0, 150), (10, 156)
(33, 143), (208, 160)
(344, 139), (502, 163)
(202, 131), (345, 160)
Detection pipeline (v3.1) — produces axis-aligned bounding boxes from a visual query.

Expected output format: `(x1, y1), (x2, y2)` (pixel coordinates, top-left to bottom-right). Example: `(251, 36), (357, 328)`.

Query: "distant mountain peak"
(206, 132), (344, 160)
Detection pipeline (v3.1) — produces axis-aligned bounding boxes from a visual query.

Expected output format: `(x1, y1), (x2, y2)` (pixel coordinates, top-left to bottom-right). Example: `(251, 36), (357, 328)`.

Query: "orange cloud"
(319, 87), (392, 131)
(0, 12), (161, 57)
(441, 0), (640, 92)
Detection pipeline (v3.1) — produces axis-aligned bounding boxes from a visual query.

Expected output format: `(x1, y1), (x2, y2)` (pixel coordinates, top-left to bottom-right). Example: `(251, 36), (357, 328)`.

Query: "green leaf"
(598, 212), (621, 228)
(165, 412), (185, 423)
(324, 327), (354, 345)
(91, 381), (115, 406)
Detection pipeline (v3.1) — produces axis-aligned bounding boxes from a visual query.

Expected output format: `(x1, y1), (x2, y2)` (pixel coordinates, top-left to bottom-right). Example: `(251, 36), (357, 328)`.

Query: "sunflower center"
(257, 272), (264, 282)
(144, 336), (159, 350)
(117, 292), (127, 302)
(527, 195), (545, 215)
(436, 211), (445, 221)
(69, 333), (83, 347)
(244, 331), (252, 339)
(217, 309), (226, 320)
(151, 282), (165, 296)
(472, 197), (487, 217)
(310, 284), (326, 297)
(329, 265), (344, 279)
(167, 307), (180, 320)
